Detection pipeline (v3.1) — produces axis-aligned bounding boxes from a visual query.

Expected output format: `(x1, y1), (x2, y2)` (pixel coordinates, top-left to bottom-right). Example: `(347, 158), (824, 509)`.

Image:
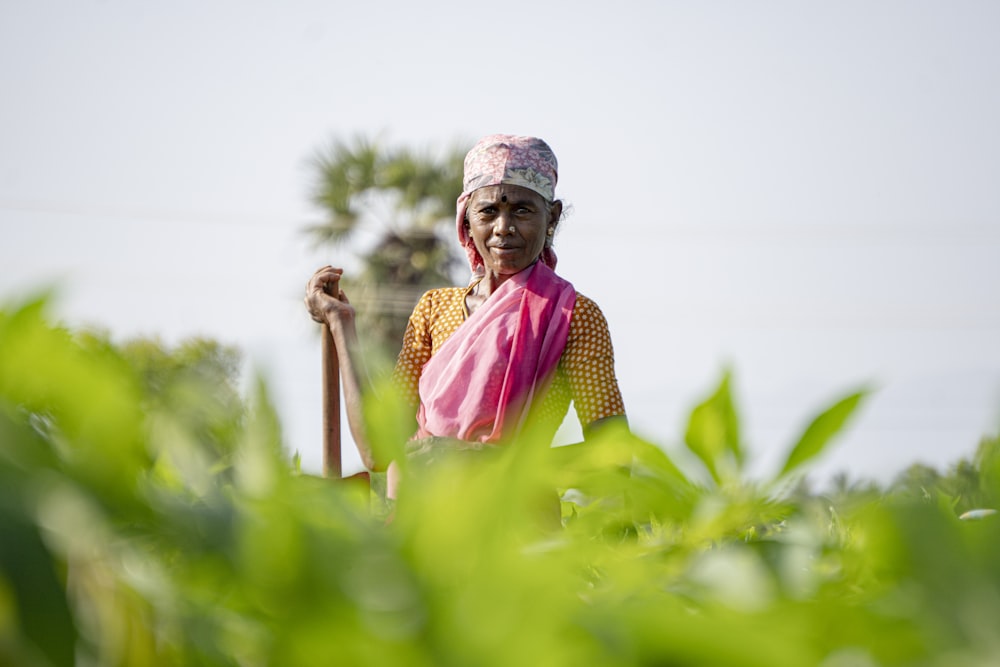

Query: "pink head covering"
(455, 134), (560, 274)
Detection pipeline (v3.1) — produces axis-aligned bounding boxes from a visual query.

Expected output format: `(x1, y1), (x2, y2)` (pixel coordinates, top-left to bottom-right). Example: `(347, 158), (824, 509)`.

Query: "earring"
(546, 227), (554, 235)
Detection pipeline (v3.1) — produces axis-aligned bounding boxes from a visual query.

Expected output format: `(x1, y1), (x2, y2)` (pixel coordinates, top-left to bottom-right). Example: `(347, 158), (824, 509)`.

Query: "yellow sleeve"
(561, 295), (626, 427)
(391, 291), (435, 411)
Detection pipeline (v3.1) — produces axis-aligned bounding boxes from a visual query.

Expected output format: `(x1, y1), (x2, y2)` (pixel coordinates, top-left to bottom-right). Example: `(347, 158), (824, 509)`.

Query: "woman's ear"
(549, 200), (563, 226)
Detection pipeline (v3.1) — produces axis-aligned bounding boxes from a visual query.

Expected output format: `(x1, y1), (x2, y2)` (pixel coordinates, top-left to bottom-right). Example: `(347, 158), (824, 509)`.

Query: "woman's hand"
(304, 266), (354, 327)
(304, 266), (376, 470)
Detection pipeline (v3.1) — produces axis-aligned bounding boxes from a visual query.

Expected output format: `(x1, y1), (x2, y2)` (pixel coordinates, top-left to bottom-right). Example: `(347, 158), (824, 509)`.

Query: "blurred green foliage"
(2, 296), (999, 666)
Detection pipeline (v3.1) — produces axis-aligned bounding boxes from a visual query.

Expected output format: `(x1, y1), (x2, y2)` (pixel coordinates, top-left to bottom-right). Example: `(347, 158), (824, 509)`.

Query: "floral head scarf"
(456, 135), (560, 274)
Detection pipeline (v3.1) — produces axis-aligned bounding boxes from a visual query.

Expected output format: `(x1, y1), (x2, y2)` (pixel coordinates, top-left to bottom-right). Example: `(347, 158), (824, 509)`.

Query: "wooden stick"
(321, 323), (342, 478)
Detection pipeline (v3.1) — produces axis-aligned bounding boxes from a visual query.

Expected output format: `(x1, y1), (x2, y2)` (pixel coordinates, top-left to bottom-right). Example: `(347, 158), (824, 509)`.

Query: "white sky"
(2, 0), (999, 486)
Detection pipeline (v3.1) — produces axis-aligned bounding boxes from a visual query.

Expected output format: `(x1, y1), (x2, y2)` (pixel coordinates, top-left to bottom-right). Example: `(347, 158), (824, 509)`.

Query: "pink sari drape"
(415, 262), (576, 443)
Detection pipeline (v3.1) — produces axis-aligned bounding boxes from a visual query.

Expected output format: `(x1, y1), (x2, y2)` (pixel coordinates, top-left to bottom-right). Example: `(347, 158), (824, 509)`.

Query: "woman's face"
(466, 184), (561, 279)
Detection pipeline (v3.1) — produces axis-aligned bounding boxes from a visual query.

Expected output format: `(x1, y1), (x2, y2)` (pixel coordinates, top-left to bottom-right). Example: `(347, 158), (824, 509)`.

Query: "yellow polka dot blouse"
(392, 284), (626, 442)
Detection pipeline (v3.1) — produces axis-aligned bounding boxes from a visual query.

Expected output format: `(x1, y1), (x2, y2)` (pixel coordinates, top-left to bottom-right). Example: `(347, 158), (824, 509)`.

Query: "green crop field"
(2, 296), (998, 666)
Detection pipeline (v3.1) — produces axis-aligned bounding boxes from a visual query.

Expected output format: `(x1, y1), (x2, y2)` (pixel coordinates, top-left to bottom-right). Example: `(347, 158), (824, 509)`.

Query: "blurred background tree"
(886, 435), (1000, 513)
(76, 331), (246, 460)
(306, 135), (468, 366)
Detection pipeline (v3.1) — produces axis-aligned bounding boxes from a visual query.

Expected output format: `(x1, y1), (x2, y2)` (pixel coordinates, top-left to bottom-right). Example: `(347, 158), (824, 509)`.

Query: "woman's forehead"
(470, 184), (547, 205)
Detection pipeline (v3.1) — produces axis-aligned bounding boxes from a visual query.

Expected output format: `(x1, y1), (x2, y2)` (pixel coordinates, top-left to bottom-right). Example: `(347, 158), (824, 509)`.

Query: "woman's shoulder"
(569, 292), (613, 337)
(413, 286), (467, 315)
(423, 285), (467, 297)
(420, 285), (467, 302)
(573, 292), (606, 318)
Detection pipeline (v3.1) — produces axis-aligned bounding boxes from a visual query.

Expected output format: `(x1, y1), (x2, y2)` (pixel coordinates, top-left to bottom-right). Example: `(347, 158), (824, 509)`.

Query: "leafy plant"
(2, 295), (999, 666)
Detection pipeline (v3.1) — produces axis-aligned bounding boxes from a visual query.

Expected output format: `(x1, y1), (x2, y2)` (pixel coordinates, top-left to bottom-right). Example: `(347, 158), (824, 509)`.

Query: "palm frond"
(303, 213), (359, 247)
(304, 134), (469, 355)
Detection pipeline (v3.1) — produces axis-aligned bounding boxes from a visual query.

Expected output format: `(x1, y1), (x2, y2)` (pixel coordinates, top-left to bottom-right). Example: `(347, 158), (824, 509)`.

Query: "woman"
(305, 135), (626, 493)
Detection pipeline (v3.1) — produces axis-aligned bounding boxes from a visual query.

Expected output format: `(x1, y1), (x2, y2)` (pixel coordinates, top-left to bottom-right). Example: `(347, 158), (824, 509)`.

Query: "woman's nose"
(493, 214), (513, 235)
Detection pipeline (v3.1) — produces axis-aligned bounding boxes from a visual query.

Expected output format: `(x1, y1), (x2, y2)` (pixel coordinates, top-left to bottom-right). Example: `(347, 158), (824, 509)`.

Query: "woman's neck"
(465, 261), (540, 316)
(478, 258), (541, 297)
(475, 272), (505, 299)
(465, 270), (512, 316)
(464, 276), (492, 317)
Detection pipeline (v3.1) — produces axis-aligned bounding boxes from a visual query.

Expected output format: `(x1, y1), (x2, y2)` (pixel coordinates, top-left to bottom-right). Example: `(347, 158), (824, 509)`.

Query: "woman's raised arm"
(304, 266), (381, 470)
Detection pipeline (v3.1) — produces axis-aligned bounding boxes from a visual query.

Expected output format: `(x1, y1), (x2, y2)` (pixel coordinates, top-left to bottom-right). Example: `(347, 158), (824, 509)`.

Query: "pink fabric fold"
(415, 262), (576, 443)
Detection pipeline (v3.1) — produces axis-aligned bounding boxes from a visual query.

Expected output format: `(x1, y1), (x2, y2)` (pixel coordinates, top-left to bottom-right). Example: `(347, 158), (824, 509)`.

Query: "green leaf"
(778, 389), (869, 478)
(684, 369), (743, 484)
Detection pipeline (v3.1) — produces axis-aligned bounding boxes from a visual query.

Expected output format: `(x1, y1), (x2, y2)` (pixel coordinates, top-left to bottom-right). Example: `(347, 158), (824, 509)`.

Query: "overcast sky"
(2, 0), (999, 485)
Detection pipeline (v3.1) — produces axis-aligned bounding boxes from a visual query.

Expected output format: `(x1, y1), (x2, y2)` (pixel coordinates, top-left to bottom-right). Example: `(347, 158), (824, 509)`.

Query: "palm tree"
(306, 135), (467, 363)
